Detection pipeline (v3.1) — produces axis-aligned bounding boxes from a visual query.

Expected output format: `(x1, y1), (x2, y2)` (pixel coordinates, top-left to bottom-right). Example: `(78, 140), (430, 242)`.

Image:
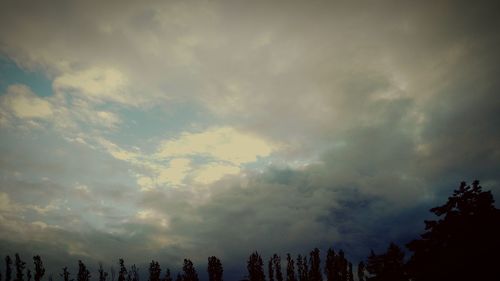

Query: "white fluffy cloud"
(98, 127), (278, 188)
(156, 127), (276, 165)
(53, 67), (131, 105)
(1, 84), (53, 120)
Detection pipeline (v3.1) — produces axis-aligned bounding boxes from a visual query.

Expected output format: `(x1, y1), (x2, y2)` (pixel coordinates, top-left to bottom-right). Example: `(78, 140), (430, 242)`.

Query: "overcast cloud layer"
(1, 0), (500, 279)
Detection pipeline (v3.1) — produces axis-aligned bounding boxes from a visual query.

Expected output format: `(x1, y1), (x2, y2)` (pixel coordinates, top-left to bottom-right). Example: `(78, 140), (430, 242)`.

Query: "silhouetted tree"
(60, 267), (71, 281)
(267, 259), (274, 281)
(366, 243), (406, 281)
(77, 261), (90, 281)
(118, 260), (127, 281)
(296, 255), (308, 281)
(32, 256), (44, 281)
(181, 259), (198, 281)
(207, 256), (223, 281)
(324, 249), (334, 281)
(162, 269), (172, 281)
(307, 249), (321, 281)
(5, 256), (12, 281)
(14, 254), (25, 281)
(336, 250), (347, 281)
(246, 252), (265, 281)
(98, 263), (108, 281)
(273, 255), (283, 281)
(285, 254), (295, 281)
(149, 261), (161, 281)
(406, 180), (500, 281)
(26, 270), (31, 281)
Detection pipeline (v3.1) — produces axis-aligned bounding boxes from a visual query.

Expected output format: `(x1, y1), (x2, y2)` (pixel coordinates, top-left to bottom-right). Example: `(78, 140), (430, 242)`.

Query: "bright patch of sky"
(0, 56), (53, 97)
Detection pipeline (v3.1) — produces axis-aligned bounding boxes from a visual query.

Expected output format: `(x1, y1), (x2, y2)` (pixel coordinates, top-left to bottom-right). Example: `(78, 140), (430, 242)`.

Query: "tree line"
(2, 181), (499, 281)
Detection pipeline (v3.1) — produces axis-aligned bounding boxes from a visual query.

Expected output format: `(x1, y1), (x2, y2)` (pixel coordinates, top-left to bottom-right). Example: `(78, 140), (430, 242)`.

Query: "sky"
(1, 0), (500, 279)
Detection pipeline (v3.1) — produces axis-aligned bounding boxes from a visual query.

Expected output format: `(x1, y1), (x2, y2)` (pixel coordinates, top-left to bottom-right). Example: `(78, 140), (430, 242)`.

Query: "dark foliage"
(60, 267), (71, 281)
(181, 259), (198, 281)
(14, 254), (25, 281)
(246, 252), (265, 281)
(324, 249), (334, 281)
(273, 255), (283, 281)
(307, 249), (321, 281)
(162, 269), (172, 281)
(118, 259), (127, 281)
(5, 256), (12, 281)
(149, 261), (161, 281)
(296, 255), (308, 281)
(207, 256), (223, 281)
(406, 180), (500, 281)
(285, 254), (295, 281)
(267, 258), (273, 281)
(366, 243), (406, 281)
(77, 261), (91, 281)
(98, 263), (108, 281)
(32, 256), (45, 281)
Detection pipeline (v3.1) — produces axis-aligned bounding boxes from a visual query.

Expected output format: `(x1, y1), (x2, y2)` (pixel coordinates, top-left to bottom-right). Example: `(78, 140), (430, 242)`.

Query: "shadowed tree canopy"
(285, 254), (295, 281)
(308, 249), (321, 281)
(162, 268), (172, 281)
(181, 259), (198, 281)
(32, 256), (45, 281)
(14, 254), (25, 281)
(366, 243), (407, 281)
(406, 180), (500, 281)
(149, 261), (161, 281)
(5, 256), (12, 281)
(98, 263), (108, 281)
(118, 259), (127, 281)
(77, 261), (90, 281)
(296, 255), (308, 281)
(60, 267), (71, 281)
(207, 256), (223, 281)
(246, 252), (265, 281)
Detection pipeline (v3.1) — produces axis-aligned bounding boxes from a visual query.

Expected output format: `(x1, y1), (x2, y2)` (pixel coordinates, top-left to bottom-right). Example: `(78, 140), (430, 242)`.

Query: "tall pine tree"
(149, 261), (161, 281)
(77, 261), (90, 281)
(14, 254), (25, 281)
(181, 259), (198, 281)
(308, 249), (321, 281)
(118, 259), (127, 281)
(60, 267), (71, 281)
(273, 255), (283, 281)
(246, 252), (265, 281)
(98, 263), (108, 281)
(5, 256), (12, 281)
(32, 256), (44, 281)
(285, 254), (295, 281)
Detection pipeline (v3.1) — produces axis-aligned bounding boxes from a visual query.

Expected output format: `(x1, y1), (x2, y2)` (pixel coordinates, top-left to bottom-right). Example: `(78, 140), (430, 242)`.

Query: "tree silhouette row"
(2, 181), (499, 281)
